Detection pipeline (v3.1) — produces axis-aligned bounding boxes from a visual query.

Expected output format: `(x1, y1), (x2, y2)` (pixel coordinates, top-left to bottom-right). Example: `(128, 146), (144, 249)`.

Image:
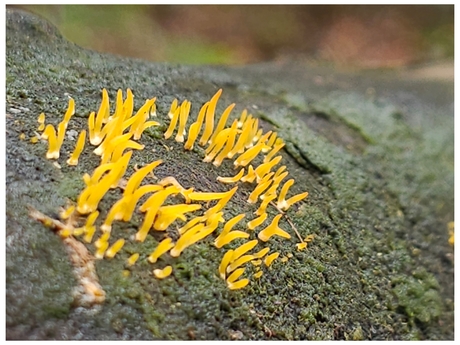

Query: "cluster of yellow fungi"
(34, 88), (311, 290)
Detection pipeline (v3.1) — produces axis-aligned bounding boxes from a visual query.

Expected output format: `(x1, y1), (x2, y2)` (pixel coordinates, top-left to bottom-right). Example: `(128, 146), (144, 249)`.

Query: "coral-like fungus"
(30, 87), (312, 293)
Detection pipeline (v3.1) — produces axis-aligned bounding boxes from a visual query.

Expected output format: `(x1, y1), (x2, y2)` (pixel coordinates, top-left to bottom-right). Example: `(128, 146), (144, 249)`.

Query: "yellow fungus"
(124, 160), (163, 196)
(153, 204), (202, 231)
(199, 89), (222, 145)
(178, 216), (205, 235)
(228, 118), (253, 158)
(253, 247), (270, 259)
(148, 237), (174, 263)
(245, 118), (259, 148)
(43, 124), (59, 159)
(139, 185), (180, 213)
(218, 213), (246, 239)
(226, 267), (245, 284)
(72, 227), (85, 237)
(127, 253), (140, 266)
(263, 132), (278, 152)
(209, 102), (235, 144)
(37, 112), (45, 124)
(105, 239), (125, 259)
(67, 129), (86, 166)
(59, 205), (75, 220)
(258, 214), (291, 242)
(88, 111), (98, 145)
(127, 98), (156, 138)
(121, 185), (164, 223)
(217, 168), (245, 184)
(184, 102), (209, 150)
(240, 165), (256, 183)
(19, 133), (26, 140)
(264, 252), (280, 267)
(276, 179), (294, 210)
(281, 191), (309, 211)
(153, 265), (173, 279)
(214, 230), (250, 249)
(264, 142), (285, 163)
(254, 270), (263, 279)
(247, 175), (274, 204)
(305, 234), (314, 242)
(231, 239), (258, 262)
(186, 219), (219, 248)
(83, 211), (99, 243)
(203, 186), (238, 218)
(213, 120), (238, 167)
(168, 99), (178, 119)
(247, 213), (267, 230)
(203, 129), (231, 163)
(84, 162), (116, 187)
(170, 223), (206, 257)
(255, 193), (276, 216)
(219, 249), (234, 280)
(58, 227), (73, 238)
(188, 189), (233, 201)
(273, 165), (287, 180)
(227, 254), (255, 273)
(296, 242), (307, 251)
(252, 129), (263, 143)
(228, 278), (250, 290)
(38, 124), (45, 131)
(255, 155), (282, 182)
(237, 109), (247, 128)
(251, 259), (262, 266)
(234, 141), (268, 168)
(261, 171), (289, 200)
(175, 100), (191, 143)
(90, 88), (109, 145)
(62, 97), (75, 127)
(164, 106), (180, 140)
(56, 121), (66, 150)
(95, 241), (109, 259)
(94, 232), (110, 249)
(100, 198), (127, 232)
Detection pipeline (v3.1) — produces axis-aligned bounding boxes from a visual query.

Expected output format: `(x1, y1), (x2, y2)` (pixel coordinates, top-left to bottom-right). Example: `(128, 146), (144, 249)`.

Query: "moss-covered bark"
(6, 9), (453, 340)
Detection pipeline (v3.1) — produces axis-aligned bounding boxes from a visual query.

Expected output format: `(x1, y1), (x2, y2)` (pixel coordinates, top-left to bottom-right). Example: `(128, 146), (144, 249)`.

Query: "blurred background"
(11, 5), (453, 69)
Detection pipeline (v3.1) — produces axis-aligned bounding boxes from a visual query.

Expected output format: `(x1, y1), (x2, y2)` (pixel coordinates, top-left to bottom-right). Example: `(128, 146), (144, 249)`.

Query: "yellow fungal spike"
(105, 239), (125, 259)
(282, 191), (309, 211)
(255, 155), (282, 182)
(213, 120), (239, 167)
(258, 214), (291, 242)
(175, 100), (191, 143)
(38, 123), (45, 131)
(136, 206), (157, 243)
(209, 102), (235, 144)
(264, 142), (285, 163)
(245, 118), (259, 148)
(255, 193), (276, 216)
(247, 213), (267, 230)
(234, 142), (268, 168)
(263, 132), (278, 152)
(56, 121), (66, 148)
(168, 99), (178, 119)
(30, 136), (39, 144)
(83, 225), (96, 243)
(100, 198), (127, 232)
(153, 204), (202, 231)
(199, 89), (222, 146)
(240, 165), (256, 183)
(63, 97), (75, 126)
(127, 253), (139, 266)
(43, 124), (59, 159)
(164, 106), (180, 139)
(88, 111), (99, 146)
(254, 271), (263, 279)
(228, 278), (250, 290)
(251, 259), (262, 266)
(19, 133), (26, 140)
(186, 220), (219, 248)
(276, 179), (295, 210)
(93, 109), (125, 156)
(273, 165), (287, 180)
(40, 123), (53, 140)
(214, 230), (249, 249)
(122, 88), (134, 121)
(85, 162), (116, 187)
(178, 216), (205, 235)
(94, 232), (110, 249)
(139, 185), (180, 213)
(59, 205), (75, 220)
(261, 172), (289, 200)
(231, 239), (258, 262)
(255, 130), (272, 146)
(253, 128), (263, 143)
(203, 127), (232, 162)
(122, 184), (164, 222)
(170, 223), (206, 257)
(203, 186), (238, 218)
(253, 247), (270, 259)
(67, 129), (86, 166)
(228, 118), (253, 158)
(296, 242), (307, 251)
(219, 249), (234, 280)
(227, 254), (255, 273)
(247, 174), (274, 204)
(217, 168), (245, 184)
(91, 88), (109, 145)
(95, 241), (109, 259)
(124, 160), (163, 196)
(184, 102), (209, 150)
(37, 112), (45, 124)
(153, 266), (173, 279)
(148, 237), (174, 263)
(264, 252), (280, 267)
(110, 139), (144, 164)
(226, 267), (245, 284)
(237, 109), (247, 128)
(222, 213), (246, 237)
(126, 98), (156, 137)
(58, 227), (73, 238)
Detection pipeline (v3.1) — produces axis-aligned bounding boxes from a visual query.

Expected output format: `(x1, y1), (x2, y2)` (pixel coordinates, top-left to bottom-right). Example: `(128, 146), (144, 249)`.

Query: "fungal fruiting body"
(32, 87), (311, 293)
